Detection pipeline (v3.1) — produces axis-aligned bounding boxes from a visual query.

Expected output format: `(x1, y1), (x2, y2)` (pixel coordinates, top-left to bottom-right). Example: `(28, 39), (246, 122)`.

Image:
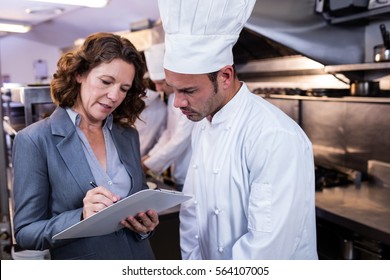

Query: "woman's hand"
(82, 186), (120, 219)
(120, 209), (159, 234)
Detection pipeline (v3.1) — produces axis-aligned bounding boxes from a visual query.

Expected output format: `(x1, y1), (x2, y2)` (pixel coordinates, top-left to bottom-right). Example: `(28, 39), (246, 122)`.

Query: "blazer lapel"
(111, 125), (138, 195)
(50, 107), (94, 193)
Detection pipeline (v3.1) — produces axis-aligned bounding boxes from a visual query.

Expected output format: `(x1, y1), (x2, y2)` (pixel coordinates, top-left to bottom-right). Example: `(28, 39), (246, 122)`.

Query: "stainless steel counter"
(315, 183), (390, 245)
(10, 86), (52, 126)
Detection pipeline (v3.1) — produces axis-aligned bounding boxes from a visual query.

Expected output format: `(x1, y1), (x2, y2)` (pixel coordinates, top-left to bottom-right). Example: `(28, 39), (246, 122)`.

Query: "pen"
(89, 181), (98, 188)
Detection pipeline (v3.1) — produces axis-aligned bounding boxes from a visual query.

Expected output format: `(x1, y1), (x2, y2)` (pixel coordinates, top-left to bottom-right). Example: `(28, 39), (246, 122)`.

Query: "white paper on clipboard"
(52, 189), (192, 240)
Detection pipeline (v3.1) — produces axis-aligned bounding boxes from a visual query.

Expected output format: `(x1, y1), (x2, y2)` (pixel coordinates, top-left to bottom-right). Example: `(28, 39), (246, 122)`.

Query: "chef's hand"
(120, 209), (159, 234)
(82, 186), (120, 219)
(141, 155), (150, 173)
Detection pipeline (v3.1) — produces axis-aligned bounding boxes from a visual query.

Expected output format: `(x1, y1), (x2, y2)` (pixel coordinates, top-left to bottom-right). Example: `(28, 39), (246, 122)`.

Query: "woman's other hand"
(120, 209), (159, 234)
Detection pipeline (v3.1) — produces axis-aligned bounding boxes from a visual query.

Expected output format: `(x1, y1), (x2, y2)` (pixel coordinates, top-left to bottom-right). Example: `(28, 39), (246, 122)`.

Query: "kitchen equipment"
(374, 44), (390, 62)
(368, 0), (390, 10)
(374, 24), (390, 62)
(379, 24), (390, 48)
(306, 88), (350, 97)
(328, 0), (369, 16)
(315, 165), (362, 191)
(368, 160), (390, 188)
(317, 217), (389, 259)
(350, 81), (380, 96)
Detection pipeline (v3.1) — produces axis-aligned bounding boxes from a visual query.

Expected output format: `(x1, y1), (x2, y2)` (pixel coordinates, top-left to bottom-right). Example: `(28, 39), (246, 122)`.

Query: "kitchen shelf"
(237, 55), (327, 77)
(324, 62), (390, 80)
(261, 94), (390, 103)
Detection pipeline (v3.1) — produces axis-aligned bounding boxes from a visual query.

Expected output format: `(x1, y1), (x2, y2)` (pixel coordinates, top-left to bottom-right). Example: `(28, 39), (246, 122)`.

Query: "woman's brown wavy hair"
(50, 32), (146, 127)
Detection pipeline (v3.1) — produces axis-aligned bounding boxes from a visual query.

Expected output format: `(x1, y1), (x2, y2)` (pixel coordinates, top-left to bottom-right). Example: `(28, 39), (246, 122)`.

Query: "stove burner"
(315, 165), (354, 191)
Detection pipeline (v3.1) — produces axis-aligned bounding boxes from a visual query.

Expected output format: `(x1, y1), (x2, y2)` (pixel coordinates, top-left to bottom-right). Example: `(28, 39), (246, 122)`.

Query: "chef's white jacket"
(136, 89), (167, 157)
(180, 83), (318, 260)
(144, 93), (194, 185)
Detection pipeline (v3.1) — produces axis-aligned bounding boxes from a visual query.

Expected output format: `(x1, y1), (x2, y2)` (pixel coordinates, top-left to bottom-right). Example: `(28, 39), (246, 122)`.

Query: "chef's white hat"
(144, 43), (165, 80)
(157, 0), (256, 74)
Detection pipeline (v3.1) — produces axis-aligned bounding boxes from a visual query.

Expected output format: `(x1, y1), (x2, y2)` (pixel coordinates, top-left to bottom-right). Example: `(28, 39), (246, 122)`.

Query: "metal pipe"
(0, 93), (10, 219)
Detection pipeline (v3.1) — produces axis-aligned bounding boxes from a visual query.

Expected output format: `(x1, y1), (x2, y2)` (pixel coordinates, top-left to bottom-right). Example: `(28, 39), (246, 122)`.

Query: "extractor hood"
(233, 27), (300, 65)
(236, 0), (367, 66)
(232, 0), (390, 91)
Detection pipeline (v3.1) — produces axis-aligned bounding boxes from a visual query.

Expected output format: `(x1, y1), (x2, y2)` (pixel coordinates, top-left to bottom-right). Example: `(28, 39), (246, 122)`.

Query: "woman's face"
(74, 58), (135, 124)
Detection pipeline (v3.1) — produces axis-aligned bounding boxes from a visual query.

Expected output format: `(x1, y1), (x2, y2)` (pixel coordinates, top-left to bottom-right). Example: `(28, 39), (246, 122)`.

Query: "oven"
(317, 216), (390, 260)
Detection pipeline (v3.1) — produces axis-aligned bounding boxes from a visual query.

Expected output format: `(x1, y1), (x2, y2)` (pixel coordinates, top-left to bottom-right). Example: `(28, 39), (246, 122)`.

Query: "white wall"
(0, 36), (61, 85)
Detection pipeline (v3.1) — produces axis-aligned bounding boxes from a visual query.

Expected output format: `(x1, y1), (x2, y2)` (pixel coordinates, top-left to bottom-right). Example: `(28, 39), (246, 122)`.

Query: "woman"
(12, 32), (159, 260)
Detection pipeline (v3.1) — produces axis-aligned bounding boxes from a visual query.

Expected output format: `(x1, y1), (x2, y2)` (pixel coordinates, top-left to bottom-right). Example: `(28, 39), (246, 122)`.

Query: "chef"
(157, 0), (318, 259)
(142, 43), (193, 190)
(136, 87), (167, 157)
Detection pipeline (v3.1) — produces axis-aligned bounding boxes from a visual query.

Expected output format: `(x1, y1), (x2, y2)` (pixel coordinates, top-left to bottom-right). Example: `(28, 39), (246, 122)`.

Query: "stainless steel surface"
(328, 0), (368, 16)
(374, 45), (390, 62)
(350, 81), (380, 96)
(257, 92), (390, 103)
(260, 94), (390, 174)
(237, 55), (325, 76)
(302, 100), (390, 172)
(324, 62), (390, 80)
(368, 160), (390, 187)
(368, 0), (390, 10)
(326, 5), (390, 24)
(343, 239), (355, 260)
(239, 57), (390, 90)
(315, 0), (325, 13)
(315, 182), (390, 245)
(10, 86), (53, 126)
(246, 0), (370, 65)
(0, 101), (9, 220)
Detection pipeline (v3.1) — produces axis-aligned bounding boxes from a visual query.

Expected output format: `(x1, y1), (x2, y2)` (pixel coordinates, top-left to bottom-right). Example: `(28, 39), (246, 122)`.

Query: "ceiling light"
(27, 0), (110, 8)
(25, 7), (65, 15)
(0, 23), (31, 33)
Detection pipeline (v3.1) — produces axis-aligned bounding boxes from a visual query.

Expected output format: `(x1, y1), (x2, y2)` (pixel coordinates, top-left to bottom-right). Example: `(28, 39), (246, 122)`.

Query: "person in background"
(136, 78), (167, 157)
(142, 43), (194, 191)
(158, 0), (318, 259)
(12, 32), (159, 260)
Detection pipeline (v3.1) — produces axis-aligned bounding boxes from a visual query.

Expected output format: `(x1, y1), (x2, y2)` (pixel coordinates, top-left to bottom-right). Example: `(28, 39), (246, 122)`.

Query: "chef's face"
(165, 69), (226, 122)
(74, 58), (135, 125)
(153, 79), (174, 95)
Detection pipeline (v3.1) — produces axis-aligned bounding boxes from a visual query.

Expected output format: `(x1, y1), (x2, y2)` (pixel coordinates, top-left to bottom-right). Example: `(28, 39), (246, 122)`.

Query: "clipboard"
(52, 189), (192, 240)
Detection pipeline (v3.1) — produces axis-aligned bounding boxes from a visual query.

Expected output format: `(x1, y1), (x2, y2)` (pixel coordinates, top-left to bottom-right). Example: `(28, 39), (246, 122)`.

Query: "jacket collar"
(65, 107), (114, 130)
(208, 82), (248, 126)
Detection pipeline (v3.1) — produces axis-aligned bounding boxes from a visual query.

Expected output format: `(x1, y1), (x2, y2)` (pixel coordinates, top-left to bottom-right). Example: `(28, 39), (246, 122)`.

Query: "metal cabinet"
(10, 86), (53, 126)
(1, 86), (54, 259)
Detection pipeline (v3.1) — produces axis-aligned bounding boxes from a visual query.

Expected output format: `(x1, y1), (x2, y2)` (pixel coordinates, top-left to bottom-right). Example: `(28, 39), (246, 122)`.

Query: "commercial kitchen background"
(1, 0), (390, 260)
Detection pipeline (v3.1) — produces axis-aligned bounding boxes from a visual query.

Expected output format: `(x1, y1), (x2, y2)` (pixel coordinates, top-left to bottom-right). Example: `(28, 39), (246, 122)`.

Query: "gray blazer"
(12, 107), (155, 260)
